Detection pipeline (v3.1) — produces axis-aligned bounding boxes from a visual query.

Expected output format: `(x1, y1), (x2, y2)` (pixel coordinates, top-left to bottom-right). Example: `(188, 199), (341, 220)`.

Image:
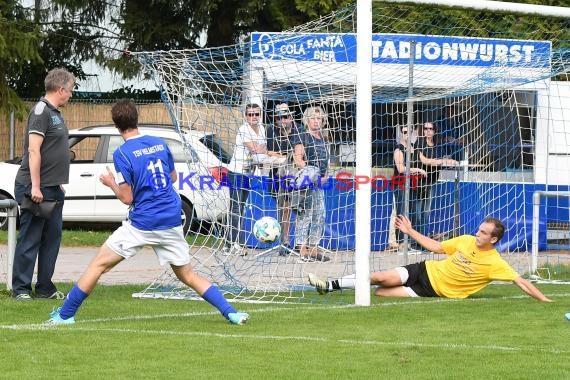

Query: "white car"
(0, 124), (231, 233)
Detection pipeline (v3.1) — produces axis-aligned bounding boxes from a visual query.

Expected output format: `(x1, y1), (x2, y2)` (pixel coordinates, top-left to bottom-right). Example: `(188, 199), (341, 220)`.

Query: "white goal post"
(355, 0), (373, 306)
(354, 0), (570, 304)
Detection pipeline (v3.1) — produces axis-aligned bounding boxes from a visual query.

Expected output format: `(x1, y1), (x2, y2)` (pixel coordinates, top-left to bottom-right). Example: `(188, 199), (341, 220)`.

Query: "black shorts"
(402, 261), (439, 297)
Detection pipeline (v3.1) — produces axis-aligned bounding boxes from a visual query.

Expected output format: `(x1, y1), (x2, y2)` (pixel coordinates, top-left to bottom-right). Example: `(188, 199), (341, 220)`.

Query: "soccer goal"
(131, 0), (570, 304)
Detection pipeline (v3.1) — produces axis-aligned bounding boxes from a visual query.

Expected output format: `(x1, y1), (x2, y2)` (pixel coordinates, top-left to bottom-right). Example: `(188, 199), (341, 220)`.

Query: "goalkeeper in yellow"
(308, 215), (552, 302)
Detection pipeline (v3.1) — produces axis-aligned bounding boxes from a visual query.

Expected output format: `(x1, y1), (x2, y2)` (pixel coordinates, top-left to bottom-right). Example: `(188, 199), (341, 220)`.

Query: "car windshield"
(199, 134), (232, 164)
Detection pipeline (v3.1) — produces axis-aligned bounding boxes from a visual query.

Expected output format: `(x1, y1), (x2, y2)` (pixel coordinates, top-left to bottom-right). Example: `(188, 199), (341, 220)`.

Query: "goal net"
(131, 2), (570, 303)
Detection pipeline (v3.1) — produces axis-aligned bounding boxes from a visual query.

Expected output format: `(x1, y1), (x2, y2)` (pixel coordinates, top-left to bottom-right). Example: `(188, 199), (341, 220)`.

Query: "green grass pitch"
(1, 284), (569, 379)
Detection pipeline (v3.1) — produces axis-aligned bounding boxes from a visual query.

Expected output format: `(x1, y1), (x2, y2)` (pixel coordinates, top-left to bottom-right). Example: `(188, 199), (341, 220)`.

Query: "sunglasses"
(278, 115), (290, 119)
(246, 112), (260, 117)
(401, 130), (408, 134)
(424, 128), (434, 131)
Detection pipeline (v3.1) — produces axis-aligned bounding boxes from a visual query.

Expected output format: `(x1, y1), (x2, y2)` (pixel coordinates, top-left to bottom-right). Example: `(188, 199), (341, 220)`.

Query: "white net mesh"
(131, 2), (570, 303)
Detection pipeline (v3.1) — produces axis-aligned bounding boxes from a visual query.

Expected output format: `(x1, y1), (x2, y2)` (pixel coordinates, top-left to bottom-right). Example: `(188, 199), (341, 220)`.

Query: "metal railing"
(0, 199), (18, 291)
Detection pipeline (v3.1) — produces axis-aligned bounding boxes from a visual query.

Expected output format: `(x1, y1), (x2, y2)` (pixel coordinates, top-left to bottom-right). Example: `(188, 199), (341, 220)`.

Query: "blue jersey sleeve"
(166, 146), (175, 175)
(113, 146), (133, 185)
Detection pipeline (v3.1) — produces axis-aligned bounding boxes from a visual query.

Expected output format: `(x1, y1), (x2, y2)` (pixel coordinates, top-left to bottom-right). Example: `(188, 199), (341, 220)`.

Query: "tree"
(5, 0), (569, 106)
(371, 0), (570, 45)
(204, 0), (352, 46)
(0, 0), (43, 120)
(6, 0), (352, 100)
(106, 0), (352, 75)
(11, 0), (115, 98)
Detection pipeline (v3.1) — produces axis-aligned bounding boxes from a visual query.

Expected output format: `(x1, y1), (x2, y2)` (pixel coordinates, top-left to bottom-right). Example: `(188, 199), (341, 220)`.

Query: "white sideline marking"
(0, 304), (352, 331)
(2, 291), (568, 331)
(2, 292), (569, 355)
(2, 292), (568, 331)
(2, 324), (567, 355)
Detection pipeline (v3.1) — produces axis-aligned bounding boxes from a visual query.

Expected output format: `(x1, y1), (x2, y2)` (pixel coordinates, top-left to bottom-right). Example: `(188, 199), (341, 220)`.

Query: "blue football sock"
(59, 285), (89, 320)
(202, 286), (236, 319)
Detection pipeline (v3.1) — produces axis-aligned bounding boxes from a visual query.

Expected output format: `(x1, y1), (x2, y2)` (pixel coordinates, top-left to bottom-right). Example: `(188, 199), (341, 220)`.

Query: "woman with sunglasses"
(393, 125), (427, 250)
(225, 103), (281, 256)
(415, 122), (458, 237)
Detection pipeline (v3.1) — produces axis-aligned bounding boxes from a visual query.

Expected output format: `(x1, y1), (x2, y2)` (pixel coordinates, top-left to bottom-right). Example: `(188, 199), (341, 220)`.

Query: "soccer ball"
(253, 216), (281, 244)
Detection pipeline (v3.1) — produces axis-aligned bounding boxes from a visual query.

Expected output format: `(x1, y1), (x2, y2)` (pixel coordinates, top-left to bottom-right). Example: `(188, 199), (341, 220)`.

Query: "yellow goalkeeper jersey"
(425, 235), (520, 299)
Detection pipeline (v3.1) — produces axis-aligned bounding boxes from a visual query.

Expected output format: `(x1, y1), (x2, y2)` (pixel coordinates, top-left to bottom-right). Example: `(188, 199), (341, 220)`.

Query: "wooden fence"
(0, 100), (242, 161)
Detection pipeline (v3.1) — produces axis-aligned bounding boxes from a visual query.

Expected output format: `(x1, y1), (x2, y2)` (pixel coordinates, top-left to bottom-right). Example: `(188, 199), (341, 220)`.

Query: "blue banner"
(250, 32), (551, 68)
(243, 177), (561, 252)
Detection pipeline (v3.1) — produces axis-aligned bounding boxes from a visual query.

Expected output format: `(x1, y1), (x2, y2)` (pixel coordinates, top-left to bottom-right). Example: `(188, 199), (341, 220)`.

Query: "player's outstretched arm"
(514, 277), (553, 302)
(395, 215), (444, 253)
(100, 166), (133, 205)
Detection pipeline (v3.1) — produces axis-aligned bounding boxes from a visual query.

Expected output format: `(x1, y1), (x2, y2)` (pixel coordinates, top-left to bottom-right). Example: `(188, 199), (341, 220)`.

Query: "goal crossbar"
(379, 0), (570, 18)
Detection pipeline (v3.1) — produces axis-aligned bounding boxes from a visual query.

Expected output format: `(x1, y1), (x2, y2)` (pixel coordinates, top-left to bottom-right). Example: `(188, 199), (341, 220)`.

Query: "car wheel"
(0, 193), (16, 231)
(181, 200), (196, 235)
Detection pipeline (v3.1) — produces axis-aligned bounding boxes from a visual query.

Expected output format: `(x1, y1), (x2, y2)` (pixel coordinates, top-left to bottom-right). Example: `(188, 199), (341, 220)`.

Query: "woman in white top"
(228, 106), (270, 175)
(225, 103), (281, 255)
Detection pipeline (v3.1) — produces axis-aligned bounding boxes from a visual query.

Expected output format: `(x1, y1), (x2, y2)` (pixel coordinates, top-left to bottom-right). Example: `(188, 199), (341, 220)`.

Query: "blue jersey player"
(45, 99), (249, 325)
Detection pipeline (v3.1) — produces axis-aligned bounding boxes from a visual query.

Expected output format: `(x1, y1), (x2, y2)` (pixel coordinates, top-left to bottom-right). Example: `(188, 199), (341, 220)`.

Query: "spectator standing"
(416, 122), (458, 236)
(12, 68), (75, 300)
(392, 125), (426, 249)
(266, 103), (301, 255)
(225, 103), (280, 255)
(292, 106), (330, 262)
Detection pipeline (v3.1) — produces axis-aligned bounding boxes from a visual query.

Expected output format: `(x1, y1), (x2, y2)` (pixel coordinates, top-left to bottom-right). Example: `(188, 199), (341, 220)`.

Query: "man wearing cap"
(266, 103), (302, 255)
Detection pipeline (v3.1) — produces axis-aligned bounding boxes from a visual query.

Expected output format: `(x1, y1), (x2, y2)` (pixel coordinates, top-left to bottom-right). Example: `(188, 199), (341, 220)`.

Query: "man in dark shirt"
(12, 68), (75, 300)
(266, 103), (301, 255)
